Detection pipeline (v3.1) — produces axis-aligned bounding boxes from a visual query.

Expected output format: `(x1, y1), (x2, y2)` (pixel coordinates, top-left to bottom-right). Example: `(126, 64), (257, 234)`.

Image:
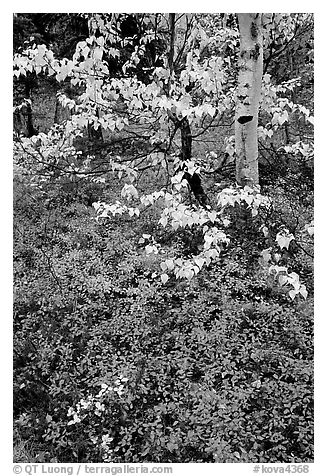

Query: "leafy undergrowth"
(13, 175), (313, 464)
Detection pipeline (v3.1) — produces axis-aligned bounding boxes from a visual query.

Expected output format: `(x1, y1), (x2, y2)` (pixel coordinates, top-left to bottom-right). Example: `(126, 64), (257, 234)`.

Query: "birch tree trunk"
(235, 13), (263, 187)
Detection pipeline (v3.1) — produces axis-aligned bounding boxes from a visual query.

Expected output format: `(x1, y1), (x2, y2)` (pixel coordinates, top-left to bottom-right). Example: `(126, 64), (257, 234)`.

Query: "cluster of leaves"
(92, 172), (310, 301)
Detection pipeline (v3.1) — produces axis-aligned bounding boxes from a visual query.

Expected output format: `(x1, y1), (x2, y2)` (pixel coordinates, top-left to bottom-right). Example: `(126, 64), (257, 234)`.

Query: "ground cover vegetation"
(13, 13), (313, 463)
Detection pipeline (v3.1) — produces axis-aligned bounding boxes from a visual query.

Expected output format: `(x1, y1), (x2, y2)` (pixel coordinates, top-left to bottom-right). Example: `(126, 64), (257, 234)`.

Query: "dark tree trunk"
(168, 13), (175, 74)
(178, 117), (208, 207)
(180, 117), (192, 162)
(54, 95), (60, 124)
(167, 13), (207, 206)
(24, 78), (38, 137)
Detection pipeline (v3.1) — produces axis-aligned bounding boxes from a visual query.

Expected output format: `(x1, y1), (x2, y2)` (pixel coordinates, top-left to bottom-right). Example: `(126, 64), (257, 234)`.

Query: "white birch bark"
(235, 13), (263, 187)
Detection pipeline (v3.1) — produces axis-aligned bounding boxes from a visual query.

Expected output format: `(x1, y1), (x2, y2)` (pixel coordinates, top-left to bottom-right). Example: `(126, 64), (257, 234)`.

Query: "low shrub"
(13, 175), (313, 463)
